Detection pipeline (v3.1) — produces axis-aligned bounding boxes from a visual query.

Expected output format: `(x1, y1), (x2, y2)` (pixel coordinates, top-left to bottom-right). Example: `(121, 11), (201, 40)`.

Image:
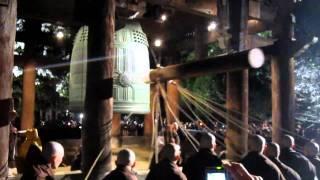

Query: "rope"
(84, 146), (105, 180)
(177, 84), (318, 150)
(180, 90), (246, 147)
(181, 95), (226, 148)
(158, 83), (199, 152)
(179, 87), (251, 135)
(151, 87), (159, 163)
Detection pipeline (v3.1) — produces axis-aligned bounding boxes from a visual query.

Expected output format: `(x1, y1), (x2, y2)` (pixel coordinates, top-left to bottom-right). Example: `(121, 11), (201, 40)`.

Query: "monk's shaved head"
(42, 141), (64, 168)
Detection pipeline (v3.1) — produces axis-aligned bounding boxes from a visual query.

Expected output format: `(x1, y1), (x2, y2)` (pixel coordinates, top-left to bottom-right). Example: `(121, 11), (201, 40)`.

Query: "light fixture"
(248, 48), (265, 68)
(207, 21), (217, 32)
(161, 14), (167, 22)
(79, 113), (84, 119)
(312, 36), (319, 44)
(154, 39), (162, 47)
(56, 31), (64, 39)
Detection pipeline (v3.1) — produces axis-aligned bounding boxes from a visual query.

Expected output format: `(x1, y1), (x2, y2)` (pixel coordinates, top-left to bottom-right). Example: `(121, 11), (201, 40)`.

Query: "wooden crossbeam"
(149, 45), (274, 83)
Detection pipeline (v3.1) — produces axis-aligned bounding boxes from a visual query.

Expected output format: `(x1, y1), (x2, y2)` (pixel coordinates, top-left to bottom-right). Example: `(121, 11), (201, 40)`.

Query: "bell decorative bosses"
(69, 23), (150, 114)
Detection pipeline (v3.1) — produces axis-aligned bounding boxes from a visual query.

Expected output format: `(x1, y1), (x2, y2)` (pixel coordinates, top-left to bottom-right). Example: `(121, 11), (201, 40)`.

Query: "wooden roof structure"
(2, 1), (316, 179)
(15, 0), (277, 68)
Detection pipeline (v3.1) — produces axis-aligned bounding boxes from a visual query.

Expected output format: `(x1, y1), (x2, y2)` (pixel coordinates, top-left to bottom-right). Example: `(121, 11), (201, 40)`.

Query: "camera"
(206, 166), (230, 180)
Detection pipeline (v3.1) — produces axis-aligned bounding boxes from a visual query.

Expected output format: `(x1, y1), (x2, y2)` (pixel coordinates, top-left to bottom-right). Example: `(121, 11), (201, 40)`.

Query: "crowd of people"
(19, 121), (320, 180)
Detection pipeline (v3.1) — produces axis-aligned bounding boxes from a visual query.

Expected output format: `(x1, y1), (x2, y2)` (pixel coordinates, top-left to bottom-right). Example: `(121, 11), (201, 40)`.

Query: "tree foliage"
(294, 1), (320, 123)
(181, 42), (226, 105)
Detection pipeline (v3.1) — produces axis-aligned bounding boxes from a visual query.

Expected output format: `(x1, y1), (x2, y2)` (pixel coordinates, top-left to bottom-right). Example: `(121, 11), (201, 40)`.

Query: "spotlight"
(312, 36), (319, 44)
(207, 21), (217, 32)
(154, 39), (162, 47)
(56, 31), (64, 39)
(161, 14), (167, 22)
(79, 113), (84, 119)
(248, 48), (265, 68)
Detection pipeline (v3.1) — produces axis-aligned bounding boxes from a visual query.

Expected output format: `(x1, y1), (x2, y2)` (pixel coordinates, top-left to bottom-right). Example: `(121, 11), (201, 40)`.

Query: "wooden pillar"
(111, 113), (121, 136)
(226, 0), (249, 161)
(82, 0), (115, 179)
(272, 56), (295, 142)
(144, 84), (155, 137)
(195, 21), (208, 61)
(271, 8), (295, 142)
(21, 61), (36, 130)
(166, 80), (180, 124)
(0, 0), (17, 178)
(226, 71), (248, 161)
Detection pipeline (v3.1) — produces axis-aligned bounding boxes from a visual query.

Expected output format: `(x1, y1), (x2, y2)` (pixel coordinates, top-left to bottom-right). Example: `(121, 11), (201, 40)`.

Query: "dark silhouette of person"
(21, 141), (64, 180)
(183, 132), (222, 180)
(103, 149), (137, 180)
(241, 135), (285, 180)
(304, 141), (320, 179)
(279, 135), (317, 180)
(265, 142), (301, 180)
(146, 143), (186, 180)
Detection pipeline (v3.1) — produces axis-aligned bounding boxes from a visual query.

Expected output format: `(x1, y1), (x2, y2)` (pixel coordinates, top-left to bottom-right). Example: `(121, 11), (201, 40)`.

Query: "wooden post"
(82, 0), (115, 179)
(272, 55), (296, 142)
(225, 0), (249, 161)
(166, 80), (180, 124)
(21, 60), (36, 130)
(19, 20), (42, 130)
(271, 1), (295, 142)
(195, 21), (208, 61)
(226, 71), (249, 161)
(111, 113), (121, 137)
(0, 0), (17, 178)
(273, 56), (295, 142)
(144, 84), (155, 137)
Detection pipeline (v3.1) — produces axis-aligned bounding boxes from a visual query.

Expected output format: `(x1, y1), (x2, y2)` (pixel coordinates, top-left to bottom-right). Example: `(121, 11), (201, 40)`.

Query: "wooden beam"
(149, 45), (274, 83)
(0, 0), (17, 178)
(248, 19), (268, 34)
(146, 0), (217, 18)
(17, 0), (143, 26)
(18, 0), (78, 25)
(14, 55), (70, 68)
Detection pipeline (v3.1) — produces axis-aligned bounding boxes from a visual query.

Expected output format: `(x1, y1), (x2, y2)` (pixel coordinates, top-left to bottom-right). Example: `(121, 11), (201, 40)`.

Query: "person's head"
(280, 135), (295, 149)
(115, 149), (136, 168)
(161, 143), (181, 163)
(171, 122), (179, 131)
(199, 132), (216, 151)
(265, 142), (280, 159)
(248, 135), (266, 153)
(42, 141), (64, 169)
(304, 141), (319, 157)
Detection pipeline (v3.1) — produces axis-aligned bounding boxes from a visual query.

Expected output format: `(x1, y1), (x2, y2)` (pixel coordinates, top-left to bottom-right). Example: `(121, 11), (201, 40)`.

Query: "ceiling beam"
(145, 0), (217, 19)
